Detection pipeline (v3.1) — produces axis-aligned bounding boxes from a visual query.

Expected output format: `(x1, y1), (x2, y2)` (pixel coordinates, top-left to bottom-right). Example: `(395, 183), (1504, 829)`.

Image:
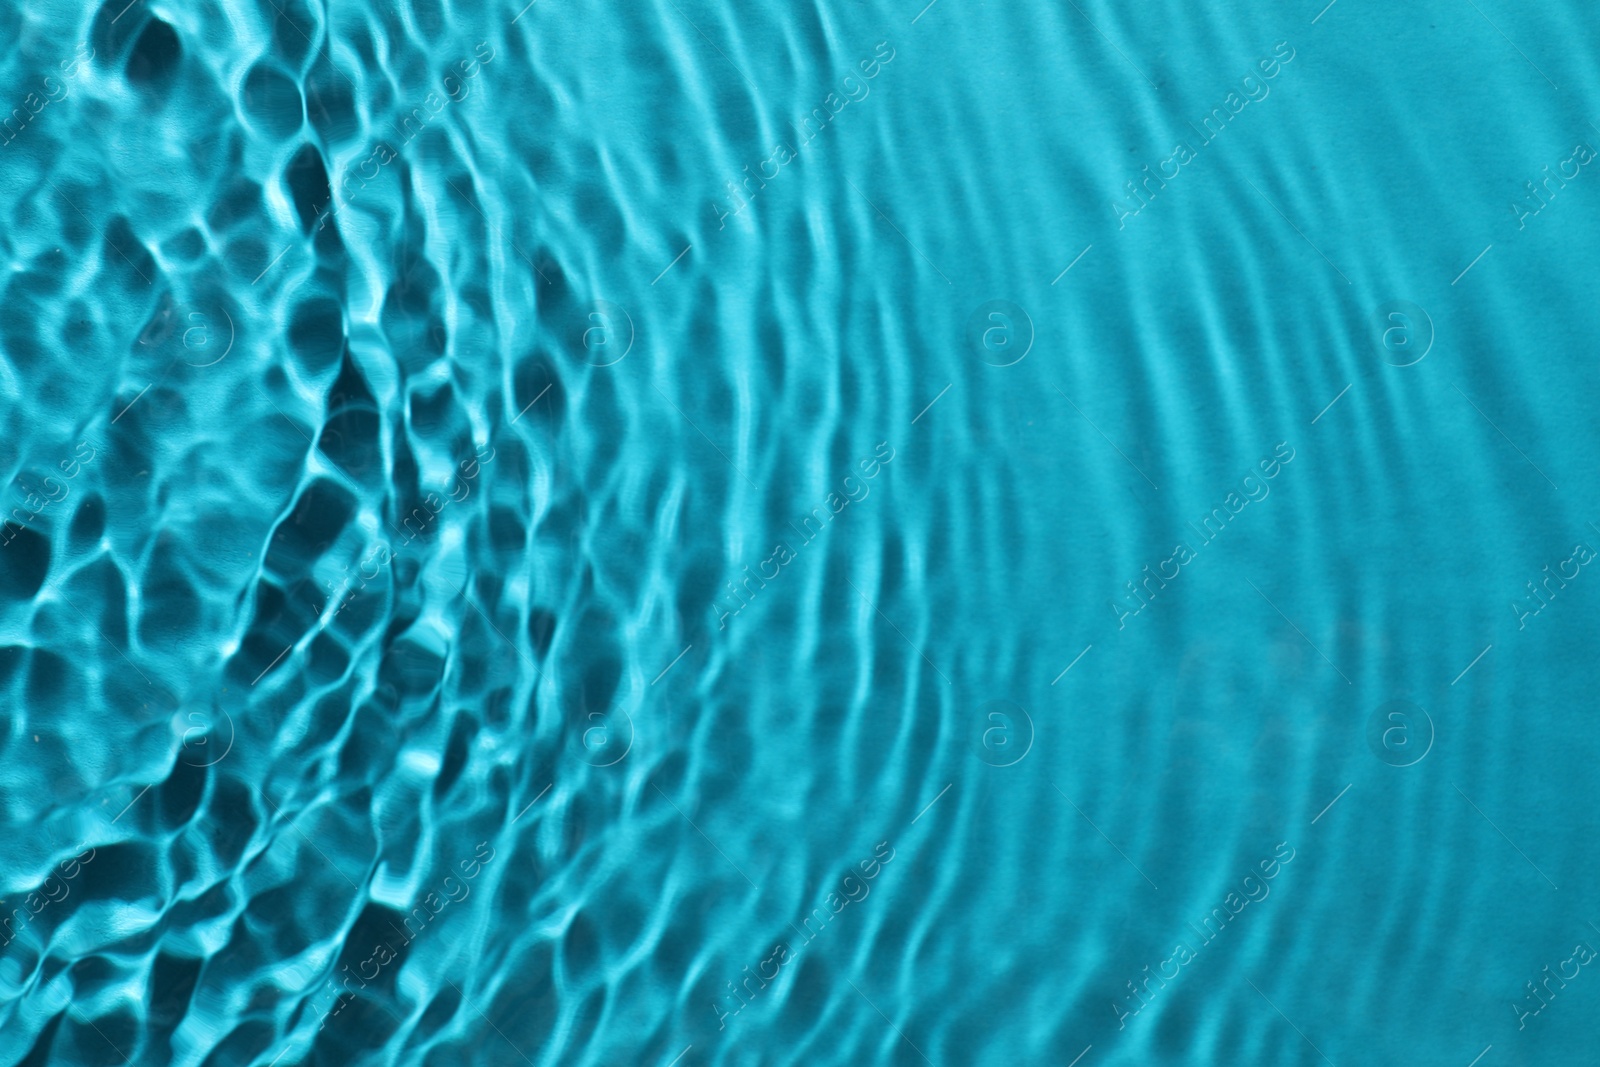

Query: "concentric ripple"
(3, 1), (1600, 1066)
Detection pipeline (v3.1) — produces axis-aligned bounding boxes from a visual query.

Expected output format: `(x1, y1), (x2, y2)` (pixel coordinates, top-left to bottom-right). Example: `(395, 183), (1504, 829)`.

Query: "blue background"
(1, 0), (1598, 1064)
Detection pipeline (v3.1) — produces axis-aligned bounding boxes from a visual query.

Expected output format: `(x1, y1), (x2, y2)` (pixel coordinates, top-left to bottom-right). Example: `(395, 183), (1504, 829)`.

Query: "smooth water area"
(2, 0), (1599, 1064)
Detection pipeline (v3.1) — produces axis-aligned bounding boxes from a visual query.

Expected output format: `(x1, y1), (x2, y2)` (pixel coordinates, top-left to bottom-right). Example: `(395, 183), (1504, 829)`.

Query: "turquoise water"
(3, 0), (1600, 1063)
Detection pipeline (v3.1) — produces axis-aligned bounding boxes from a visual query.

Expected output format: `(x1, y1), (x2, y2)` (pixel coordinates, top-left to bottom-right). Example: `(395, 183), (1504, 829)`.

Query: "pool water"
(2, 1), (1598, 1065)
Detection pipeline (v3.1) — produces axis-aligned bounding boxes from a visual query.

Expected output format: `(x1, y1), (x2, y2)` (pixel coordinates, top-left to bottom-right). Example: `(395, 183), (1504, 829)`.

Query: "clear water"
(2, 1), (1598, 1064)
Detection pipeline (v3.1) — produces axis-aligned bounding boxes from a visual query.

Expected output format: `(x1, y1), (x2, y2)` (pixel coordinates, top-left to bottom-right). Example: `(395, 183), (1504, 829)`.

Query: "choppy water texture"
(3, 0), (1600, 1064)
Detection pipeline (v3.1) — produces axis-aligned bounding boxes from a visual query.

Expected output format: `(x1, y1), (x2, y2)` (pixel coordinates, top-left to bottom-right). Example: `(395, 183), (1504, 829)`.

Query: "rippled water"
(3, 0), (1599, 1064)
